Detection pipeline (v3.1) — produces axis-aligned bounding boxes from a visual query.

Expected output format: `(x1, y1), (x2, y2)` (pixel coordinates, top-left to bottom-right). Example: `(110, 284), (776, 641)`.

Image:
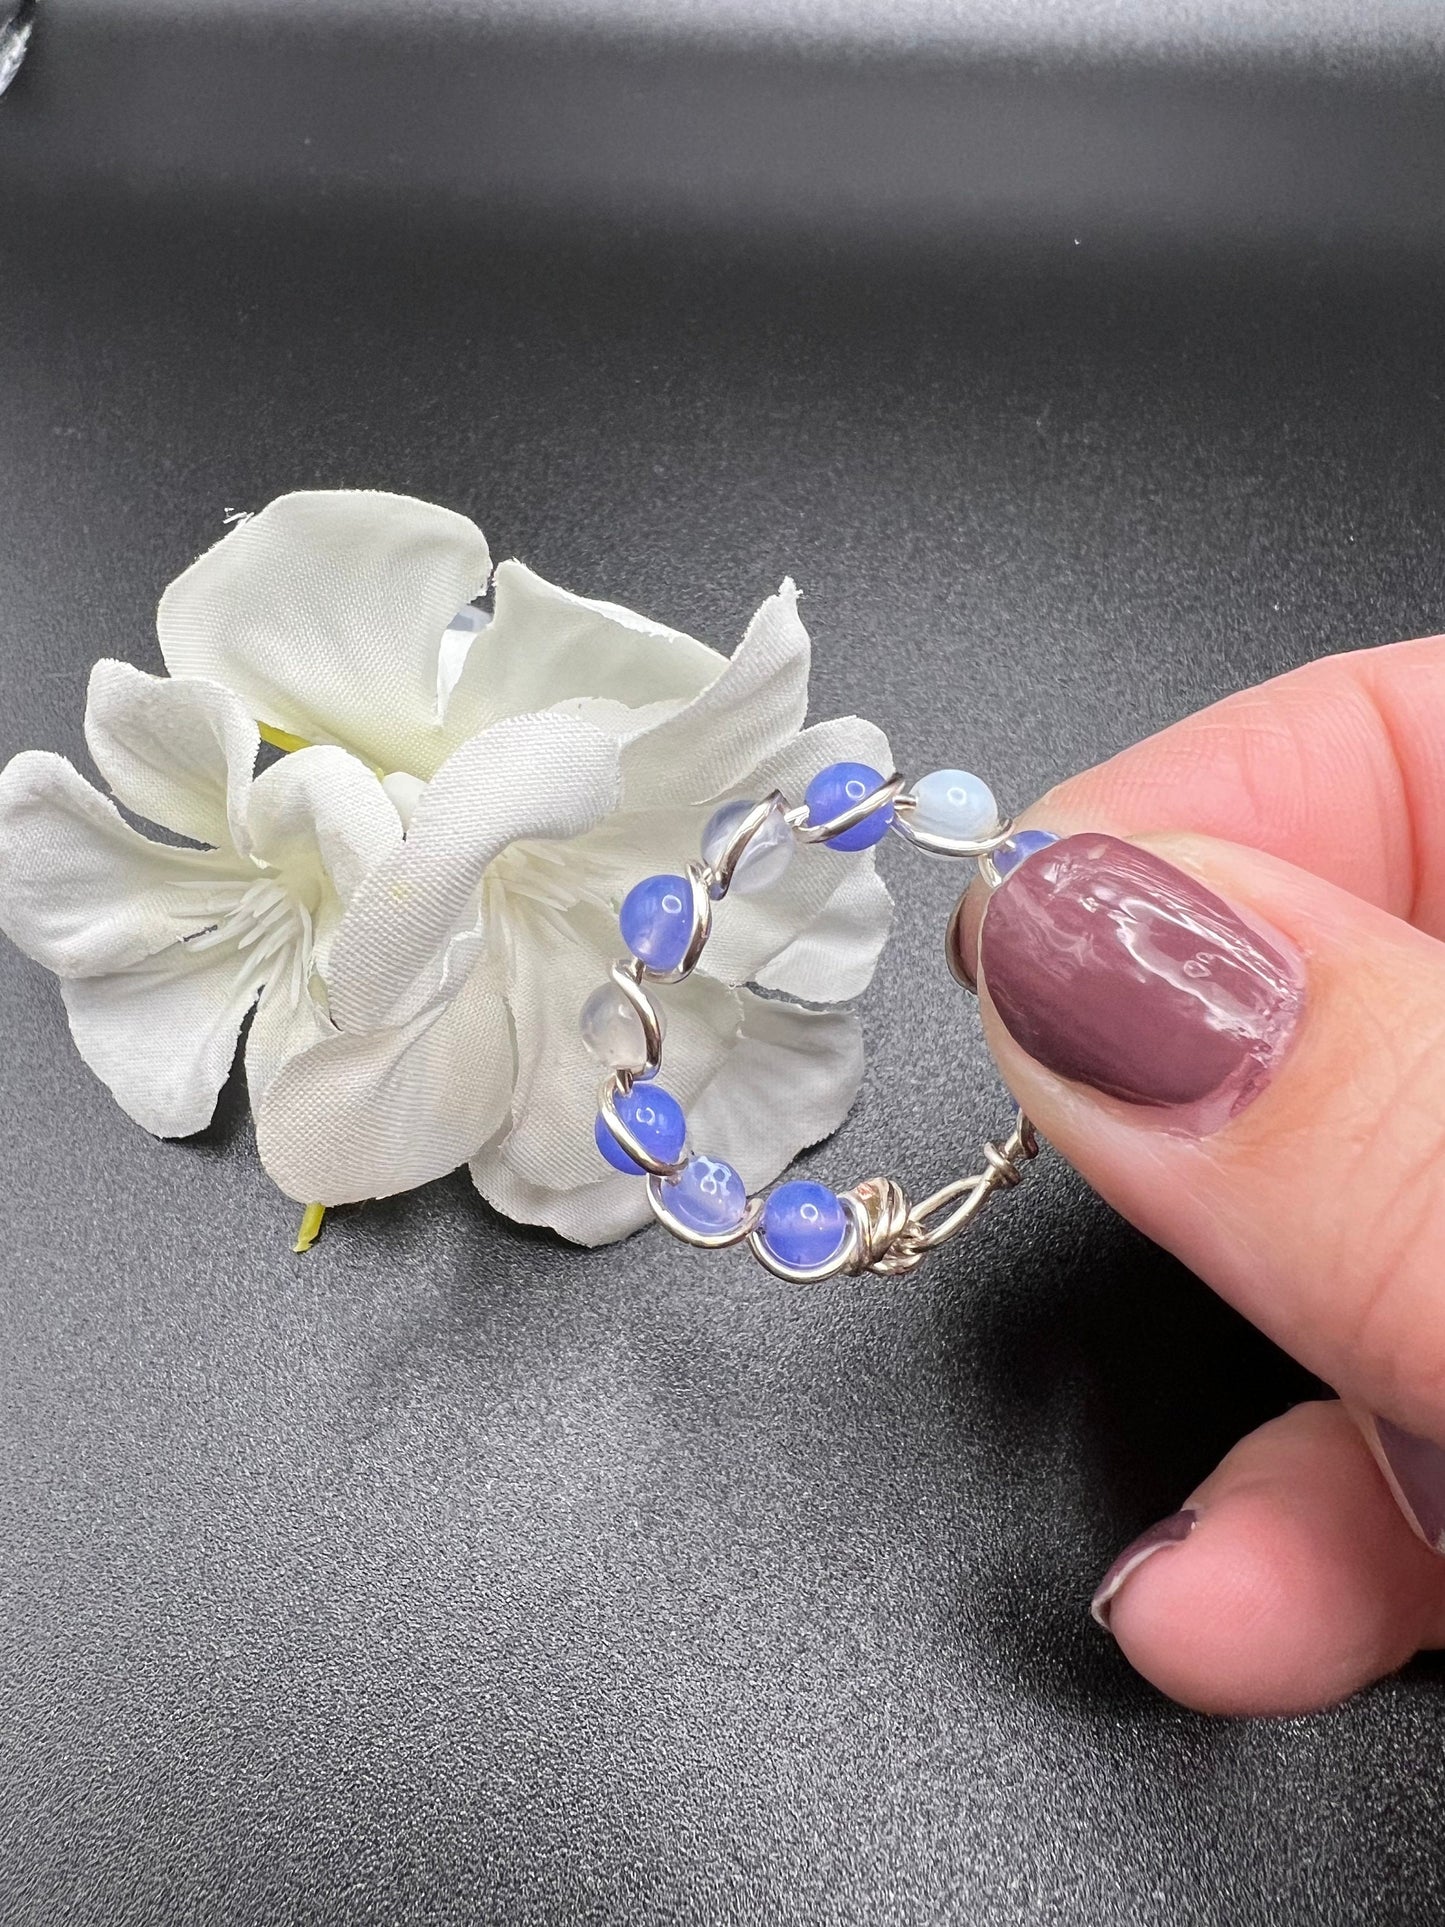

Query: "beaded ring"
(584, 762), (1061, 1283)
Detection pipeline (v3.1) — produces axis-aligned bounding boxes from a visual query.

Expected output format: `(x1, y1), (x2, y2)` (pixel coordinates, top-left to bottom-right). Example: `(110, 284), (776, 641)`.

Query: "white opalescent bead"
(579, 983), (647, 1068)
(701, 798), (794, 895)
(437, 603), (492, 709)
(662, 1156), (750, 1234)
(909, 768), (999, 842)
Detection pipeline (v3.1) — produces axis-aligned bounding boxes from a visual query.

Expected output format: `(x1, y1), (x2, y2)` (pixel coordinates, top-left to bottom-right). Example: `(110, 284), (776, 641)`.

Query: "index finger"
(1024, 632), (1445, 936)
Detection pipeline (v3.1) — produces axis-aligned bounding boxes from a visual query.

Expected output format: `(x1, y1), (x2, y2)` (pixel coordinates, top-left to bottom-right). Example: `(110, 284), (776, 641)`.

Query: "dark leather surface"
(4, 20), (1445, 1926)
(8, 3), (1445, 253)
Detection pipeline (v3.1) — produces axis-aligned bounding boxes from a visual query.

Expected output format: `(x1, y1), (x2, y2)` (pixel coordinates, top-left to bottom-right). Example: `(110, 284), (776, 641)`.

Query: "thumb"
(975, 830), (1445, 1480)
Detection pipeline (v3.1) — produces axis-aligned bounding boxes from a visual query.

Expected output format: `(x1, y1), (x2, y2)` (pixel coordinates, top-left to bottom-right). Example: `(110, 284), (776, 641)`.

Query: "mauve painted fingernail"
(980, 833), (1304, 1132)
(1090, 1508), (1198, 1629)
(1366, 1415), (1445, 1554)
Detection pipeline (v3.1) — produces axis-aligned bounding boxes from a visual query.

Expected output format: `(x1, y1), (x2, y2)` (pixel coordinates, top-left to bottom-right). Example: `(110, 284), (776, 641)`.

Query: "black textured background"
(4, 7), (1445, 1924)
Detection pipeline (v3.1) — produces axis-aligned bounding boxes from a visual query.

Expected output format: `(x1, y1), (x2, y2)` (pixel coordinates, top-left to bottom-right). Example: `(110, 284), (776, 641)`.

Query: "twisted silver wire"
(889, 795), (1019, 862)
(783, 771), (907, 844)
(593, 768), (1043, 1280)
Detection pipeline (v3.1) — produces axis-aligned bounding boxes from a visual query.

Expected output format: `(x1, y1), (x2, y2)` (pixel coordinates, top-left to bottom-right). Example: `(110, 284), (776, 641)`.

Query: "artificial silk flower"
(153, 490), (892, 1244)
(0, 660), (400, 1136)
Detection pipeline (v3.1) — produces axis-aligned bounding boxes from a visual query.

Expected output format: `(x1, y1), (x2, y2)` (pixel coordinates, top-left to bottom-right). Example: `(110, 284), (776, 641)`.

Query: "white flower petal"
(748, 710), (893, 810)
(244, 979), (333, 1111)
(471, 988), (864, 1246)
(157, 491), (491, 779)
(58, 944), (255, 1137)
(497, 897), (744, 1193)
(84, 660), (260, 853)
(523, 798), (710, 922)
(753, 863), (894, 1003)
(254, 963), (513, 1204)
(14, 494), (899, 1236)
(611, 578), (812, 807)
(0, 750), (240, 977)
(675, 715), (896, 995)
(732, 712), (895, 1002)
(687, 991), (865, 1192)
(442, 558), (723, 743)
(502, 717), (889, 1029)
(245, 745), (403, 914)
(325, 712), (621, 1032)
(546, 695), (690, 744)
(696, 828), (856, 990)
(467, 1152), (656, 1247)
(380, 770), (427, 830)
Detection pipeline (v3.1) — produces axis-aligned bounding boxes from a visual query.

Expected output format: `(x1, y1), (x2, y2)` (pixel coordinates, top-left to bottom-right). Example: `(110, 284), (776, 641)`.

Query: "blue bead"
(619, 872), (694, 972)
(662, 1155), (750, 1234)
(804, 761), (893, 852)
(993, 828), (1061, 880)
(760, 1180), (848, 1269)
(595, 1084), (687, 1175)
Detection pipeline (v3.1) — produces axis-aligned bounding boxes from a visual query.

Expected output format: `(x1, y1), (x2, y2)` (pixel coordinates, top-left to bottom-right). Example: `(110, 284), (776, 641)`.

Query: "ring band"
(586, 759), (1058, 1282)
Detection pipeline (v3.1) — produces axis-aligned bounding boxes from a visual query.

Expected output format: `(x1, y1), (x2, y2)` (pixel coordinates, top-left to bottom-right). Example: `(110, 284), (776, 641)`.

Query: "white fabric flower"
(155, 490), (894, 1243)
(0, 660), (401, 1136)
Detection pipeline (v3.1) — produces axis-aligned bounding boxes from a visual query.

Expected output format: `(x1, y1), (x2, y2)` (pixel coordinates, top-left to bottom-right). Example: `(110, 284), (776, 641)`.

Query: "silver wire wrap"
(596, 770), (1043, 1280)
(890, 792), (1019, 862)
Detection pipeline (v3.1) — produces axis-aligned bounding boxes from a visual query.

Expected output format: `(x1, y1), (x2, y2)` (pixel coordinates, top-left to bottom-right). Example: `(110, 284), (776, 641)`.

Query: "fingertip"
(1104, 1491), (1360, 1717)
(1096, 1403), (1445, 1716)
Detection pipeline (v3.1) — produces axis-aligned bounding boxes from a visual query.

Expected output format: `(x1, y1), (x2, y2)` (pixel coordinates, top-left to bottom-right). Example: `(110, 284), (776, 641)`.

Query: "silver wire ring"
(594, 761), (1049, 1279)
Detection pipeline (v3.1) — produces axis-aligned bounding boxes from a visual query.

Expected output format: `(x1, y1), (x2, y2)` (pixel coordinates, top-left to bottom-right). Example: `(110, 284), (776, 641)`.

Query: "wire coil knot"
(844, 1177), (928, 1276)
(839, 1111), (1041, 1278)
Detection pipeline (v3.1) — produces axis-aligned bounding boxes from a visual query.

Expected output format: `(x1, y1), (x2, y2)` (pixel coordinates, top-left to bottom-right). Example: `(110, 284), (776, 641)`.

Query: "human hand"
(961, 634), (1445, 1714)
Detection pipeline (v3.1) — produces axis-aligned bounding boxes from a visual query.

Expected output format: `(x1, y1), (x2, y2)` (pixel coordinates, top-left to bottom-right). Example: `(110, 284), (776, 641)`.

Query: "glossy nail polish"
(980, 833), (1303, 1132)
(1090, 1508), (1198, 1628)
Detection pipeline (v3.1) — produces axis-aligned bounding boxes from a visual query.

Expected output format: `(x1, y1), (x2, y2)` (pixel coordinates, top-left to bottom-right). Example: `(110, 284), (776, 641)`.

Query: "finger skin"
(1026, 632), (1445, 937)
(978, 832), (1445, 1437)
(965, 637), (1445, 1710)
(956, 632), (1445, 974)
(1100, 1402), (1445, 1716)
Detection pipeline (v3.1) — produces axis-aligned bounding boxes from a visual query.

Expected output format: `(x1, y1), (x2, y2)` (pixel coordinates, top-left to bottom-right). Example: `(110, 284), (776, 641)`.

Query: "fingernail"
(980, 833), (1304, 1132)
(1090, 1508), (1198, 1628)
(1365, 1414), (1445, 1554)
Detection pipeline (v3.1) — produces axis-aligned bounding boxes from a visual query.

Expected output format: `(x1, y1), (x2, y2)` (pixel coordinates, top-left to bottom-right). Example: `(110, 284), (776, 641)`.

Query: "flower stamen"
(183, 878), (314, 1007)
